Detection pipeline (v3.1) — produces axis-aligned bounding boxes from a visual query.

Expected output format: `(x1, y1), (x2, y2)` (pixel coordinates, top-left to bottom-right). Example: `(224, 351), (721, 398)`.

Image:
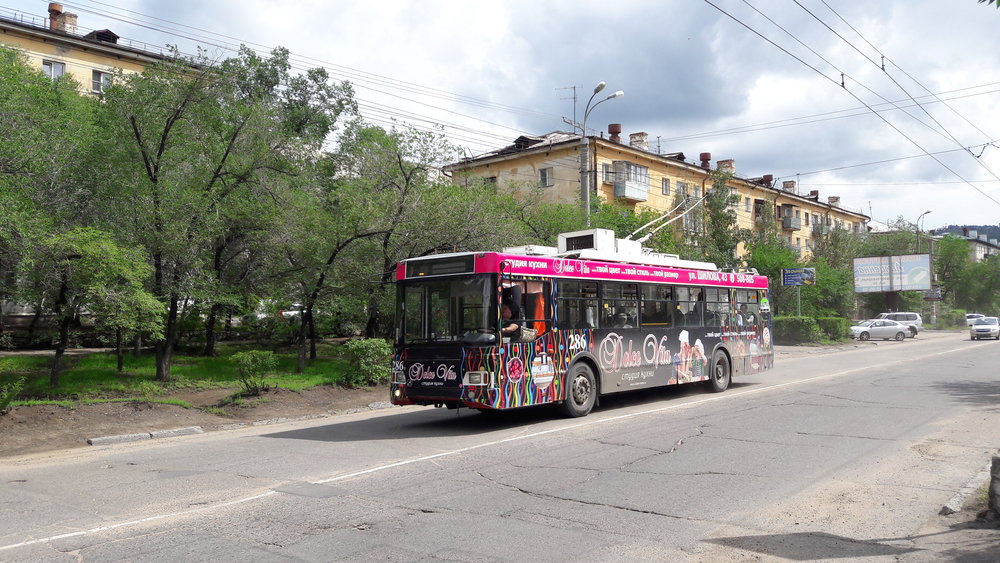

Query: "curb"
(87, 426), (203, 446)
(940, 459), (993, 515)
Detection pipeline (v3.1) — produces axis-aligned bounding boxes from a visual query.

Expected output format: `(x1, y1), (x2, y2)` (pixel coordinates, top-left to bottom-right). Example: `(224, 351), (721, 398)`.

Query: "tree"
(25, 228), (161, 386)
(934, 234), (973, 303)
(697, 171), (745, 270)
(743, 197), (800, 315)
(91, 47), (355, 380)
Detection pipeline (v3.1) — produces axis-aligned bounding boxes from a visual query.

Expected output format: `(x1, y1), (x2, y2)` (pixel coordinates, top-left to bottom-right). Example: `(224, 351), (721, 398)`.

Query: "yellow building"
(0, 3), (168, 95)
(446, 128), (869, 258)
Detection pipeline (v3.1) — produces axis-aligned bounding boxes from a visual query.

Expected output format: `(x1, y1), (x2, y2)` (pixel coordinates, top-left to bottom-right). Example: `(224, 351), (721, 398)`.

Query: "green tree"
(742, 197), (800, 315)
(934, 234), (973, 303)
(91, 47), (355, 380)
(0, 47), (96, 344)
(25, 228), (161, 386)
(697, 171), (745, 270)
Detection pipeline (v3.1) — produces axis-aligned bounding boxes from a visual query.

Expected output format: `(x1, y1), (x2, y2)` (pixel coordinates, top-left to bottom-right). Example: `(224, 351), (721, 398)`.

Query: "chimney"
(717, 159), (735, 175)
(827, 196), (841, 207)
(969, 230), (978, 239)
(809, 190), (820, 199)
(762, 174), (773, 187)
(629, 132), (649, 151)
(608, 123), (622, 143)
(699, 152), (712, 169)
(48, 3), (77, 34)
(963, 227), (969, 237)
(991, 239), (998, 246)
(782, 180), (797, 193)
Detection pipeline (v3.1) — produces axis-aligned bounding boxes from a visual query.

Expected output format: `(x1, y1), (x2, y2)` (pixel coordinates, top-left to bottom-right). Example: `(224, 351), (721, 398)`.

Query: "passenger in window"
(614, 312), (633, 329)
(500, 303), (521, 339)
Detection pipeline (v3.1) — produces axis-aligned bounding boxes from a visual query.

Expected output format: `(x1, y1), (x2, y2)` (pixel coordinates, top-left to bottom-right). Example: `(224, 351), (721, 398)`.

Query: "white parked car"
(850, 319), (908, 341)
(969, 316), (1000, 340)
(876, 312), (923, 338)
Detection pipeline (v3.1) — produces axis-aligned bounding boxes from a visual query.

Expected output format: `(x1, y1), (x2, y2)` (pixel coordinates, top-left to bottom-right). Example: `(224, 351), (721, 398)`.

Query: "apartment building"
(0, 3), (168, 95)
(445, 128), (870, 257)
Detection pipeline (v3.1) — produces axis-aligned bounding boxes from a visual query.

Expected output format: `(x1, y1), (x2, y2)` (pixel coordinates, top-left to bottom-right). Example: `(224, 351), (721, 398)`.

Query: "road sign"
(923, 288), (942, 301)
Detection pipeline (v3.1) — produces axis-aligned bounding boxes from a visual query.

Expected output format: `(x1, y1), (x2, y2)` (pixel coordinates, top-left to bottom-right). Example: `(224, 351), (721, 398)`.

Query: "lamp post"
(916, 210), (931, 253)
(579, 81), (624, 226)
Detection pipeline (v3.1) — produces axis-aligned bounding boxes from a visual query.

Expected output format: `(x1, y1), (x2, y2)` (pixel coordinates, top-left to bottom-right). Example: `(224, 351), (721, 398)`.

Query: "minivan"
(876, 312), (923, 338)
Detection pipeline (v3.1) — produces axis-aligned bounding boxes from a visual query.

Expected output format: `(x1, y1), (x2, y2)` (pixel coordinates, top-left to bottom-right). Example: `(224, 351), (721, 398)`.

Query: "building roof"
(0, 8), (172, 63)
(449, 130), (869, 221)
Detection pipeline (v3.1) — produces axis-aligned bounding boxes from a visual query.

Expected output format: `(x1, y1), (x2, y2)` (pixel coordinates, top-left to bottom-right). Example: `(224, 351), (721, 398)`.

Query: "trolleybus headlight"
(392, 371), (406, 384)
(464, 371), (490, 386)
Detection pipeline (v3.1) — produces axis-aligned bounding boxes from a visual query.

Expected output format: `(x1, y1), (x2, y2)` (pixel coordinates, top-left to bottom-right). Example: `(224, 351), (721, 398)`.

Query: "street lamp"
(579, 81), (624, 226)
(916, 210), (931, 253)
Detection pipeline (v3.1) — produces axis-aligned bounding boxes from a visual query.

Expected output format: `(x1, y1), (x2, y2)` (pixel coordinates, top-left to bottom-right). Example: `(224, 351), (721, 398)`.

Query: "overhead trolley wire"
(703, 0), (1000, 208)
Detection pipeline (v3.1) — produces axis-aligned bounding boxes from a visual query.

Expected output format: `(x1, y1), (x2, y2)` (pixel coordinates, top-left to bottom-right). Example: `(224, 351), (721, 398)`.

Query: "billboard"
(782, 268), (816, 286)
(853, 254), (932, 293)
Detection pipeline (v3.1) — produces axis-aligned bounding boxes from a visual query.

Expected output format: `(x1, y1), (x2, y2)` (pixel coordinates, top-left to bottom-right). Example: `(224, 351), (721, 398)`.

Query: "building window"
(42, 60), (65, 80)
(92, 70), (113, 93)
(729, 187), (739, 206)
(483, 176), (497, 187)
(677, 181), (688, 198)
(804, 213), (810, 226)
(602, 163), (613, 183)
(539, 167), (553, 187)
(661, 178), (670, 196)
(744, 197), (751, 213)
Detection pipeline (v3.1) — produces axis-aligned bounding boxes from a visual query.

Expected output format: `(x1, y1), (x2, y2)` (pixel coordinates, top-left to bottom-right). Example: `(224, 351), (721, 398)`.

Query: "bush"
(815, 317), (850, 341)
(343, 338), (391, 388)
(772, 316), (823, 345)
(0, 376), (25, 415)
(230, 350), (277, 396)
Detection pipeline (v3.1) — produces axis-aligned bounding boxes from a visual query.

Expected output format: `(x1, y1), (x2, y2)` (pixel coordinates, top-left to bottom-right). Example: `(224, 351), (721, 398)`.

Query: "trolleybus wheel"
(708, 351), (731, 393)
(560, 363), (596, 418)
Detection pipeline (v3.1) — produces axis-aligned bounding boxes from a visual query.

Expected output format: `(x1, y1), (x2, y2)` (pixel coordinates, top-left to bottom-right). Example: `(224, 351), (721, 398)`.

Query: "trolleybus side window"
(502, 280), (552, 337)
(640, 284), (673, 327)
(704, 287), (730, 328)
(735, 289), (761, 325)
(676, 286), (704, 327)
(600, 282), (638, 328)
(555, 280), (598, 329)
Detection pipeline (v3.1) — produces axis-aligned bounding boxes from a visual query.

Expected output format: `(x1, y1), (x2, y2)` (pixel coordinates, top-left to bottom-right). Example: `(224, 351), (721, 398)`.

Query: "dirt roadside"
(0, 381), (393, 459)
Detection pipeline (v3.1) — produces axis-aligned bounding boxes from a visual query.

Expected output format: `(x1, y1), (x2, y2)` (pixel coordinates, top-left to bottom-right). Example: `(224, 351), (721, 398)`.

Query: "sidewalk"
(773, 332), (1000, 561)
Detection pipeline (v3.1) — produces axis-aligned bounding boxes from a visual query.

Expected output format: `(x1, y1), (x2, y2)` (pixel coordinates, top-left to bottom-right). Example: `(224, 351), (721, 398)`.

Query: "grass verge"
(0, 342), (352, 409)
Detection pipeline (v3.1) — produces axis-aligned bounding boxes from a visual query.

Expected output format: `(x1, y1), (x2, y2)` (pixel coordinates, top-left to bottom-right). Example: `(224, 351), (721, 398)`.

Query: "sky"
(3, 0), (1000, 230)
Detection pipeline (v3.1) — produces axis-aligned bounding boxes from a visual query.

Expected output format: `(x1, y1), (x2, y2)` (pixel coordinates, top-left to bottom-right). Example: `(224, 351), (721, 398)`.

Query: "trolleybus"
(391, 229), (773, 417)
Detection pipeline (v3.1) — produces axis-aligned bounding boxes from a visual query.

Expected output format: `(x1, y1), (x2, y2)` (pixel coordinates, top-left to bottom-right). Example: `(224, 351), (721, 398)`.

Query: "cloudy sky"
(4, 0), (1000, 230)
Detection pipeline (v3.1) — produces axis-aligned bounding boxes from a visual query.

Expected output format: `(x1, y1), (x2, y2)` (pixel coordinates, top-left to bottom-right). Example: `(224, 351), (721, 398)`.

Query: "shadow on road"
(705, 531), (919, 559)
(931, 379), (1000, 408)
(260, 380), (762, 444)
(704, 517), (1000, 562)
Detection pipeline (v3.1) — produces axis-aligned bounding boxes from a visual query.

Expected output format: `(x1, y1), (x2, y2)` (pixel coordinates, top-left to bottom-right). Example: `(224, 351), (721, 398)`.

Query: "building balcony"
(614, 179), (648, 202)
(782, 216), (802, 230)
(812, 223), (831, 236)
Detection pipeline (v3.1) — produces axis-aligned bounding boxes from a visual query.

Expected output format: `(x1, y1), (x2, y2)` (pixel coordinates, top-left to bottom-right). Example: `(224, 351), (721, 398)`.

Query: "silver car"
(970, 316), (1000, 340)
(850, 319), (908, 341)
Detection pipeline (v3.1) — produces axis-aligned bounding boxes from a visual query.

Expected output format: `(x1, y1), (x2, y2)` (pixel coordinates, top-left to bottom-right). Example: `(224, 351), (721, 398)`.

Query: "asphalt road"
(2, 331), (998, 561)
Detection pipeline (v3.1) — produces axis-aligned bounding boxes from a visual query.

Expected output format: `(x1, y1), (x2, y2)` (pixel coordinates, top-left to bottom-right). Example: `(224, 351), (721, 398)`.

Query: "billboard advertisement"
(782, 268), (816, 286)
(853, 254), (932, 293)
